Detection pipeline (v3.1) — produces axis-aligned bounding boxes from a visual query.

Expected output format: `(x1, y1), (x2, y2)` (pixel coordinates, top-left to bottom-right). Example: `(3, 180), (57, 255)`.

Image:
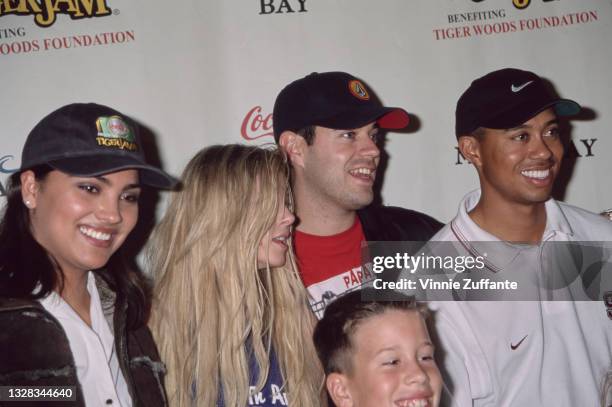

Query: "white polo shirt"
(40, 272), (132, 407)
(429, 190), (612, 407)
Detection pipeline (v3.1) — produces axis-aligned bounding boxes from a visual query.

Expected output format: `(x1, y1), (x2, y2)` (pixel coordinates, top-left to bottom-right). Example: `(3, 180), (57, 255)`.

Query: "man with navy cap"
(428, 68), (612, 406)
(273, 72), (442, 317)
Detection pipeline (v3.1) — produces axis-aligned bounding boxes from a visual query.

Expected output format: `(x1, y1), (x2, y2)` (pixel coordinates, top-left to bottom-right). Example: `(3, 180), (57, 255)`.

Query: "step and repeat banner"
(1, 0), (611, 223)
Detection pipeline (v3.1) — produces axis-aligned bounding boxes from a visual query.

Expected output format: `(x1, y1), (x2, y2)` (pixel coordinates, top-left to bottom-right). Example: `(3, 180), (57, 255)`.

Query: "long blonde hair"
(148, 144), (323, 406)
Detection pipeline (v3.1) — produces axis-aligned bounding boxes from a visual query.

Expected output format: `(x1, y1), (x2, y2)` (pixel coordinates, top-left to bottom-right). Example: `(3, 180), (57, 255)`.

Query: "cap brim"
(48, 156), (178, 189)
(316, 106), (410, 130)
(483, 98), (581, 130)
(553, 99), (581, 117)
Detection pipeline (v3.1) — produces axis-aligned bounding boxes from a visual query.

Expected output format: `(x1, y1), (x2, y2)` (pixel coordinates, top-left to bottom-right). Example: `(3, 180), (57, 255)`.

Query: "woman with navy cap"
(0, 103), (176, 406)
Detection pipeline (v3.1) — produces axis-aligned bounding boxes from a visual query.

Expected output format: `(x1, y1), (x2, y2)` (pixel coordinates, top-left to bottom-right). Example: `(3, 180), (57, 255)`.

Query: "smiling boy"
(313, 289), (442, 407)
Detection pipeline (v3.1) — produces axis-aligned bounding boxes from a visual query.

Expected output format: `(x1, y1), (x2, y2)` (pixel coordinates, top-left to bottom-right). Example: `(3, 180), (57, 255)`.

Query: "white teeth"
(273, 236), (287, 242)
(79, 226), (111, 241)
(350, 168), (373, 176)
(400, 399), (427, 407)
(521, 169), (550, 179)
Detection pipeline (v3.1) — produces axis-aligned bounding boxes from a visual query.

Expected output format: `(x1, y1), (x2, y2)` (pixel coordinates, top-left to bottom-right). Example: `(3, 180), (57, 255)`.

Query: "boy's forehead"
(351, 309), (428, 350)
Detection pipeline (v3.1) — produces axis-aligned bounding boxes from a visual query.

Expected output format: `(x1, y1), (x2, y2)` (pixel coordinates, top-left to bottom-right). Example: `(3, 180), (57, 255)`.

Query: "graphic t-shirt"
(217, 346), (287, 407)
(294, 217), (373, 318)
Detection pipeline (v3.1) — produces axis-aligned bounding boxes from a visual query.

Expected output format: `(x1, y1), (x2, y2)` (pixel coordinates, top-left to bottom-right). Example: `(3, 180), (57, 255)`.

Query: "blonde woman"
(148, 144), (323, 406)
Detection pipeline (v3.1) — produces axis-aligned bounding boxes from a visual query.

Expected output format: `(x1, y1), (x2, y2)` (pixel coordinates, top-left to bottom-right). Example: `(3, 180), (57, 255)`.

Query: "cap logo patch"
(511, 80), (534, 93)
(348, 80), (370, 100)
(95, 116), (138, 151)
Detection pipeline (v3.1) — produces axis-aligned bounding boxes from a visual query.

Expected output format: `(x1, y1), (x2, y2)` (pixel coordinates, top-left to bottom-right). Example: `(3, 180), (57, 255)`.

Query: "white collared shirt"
(39, 272), (132, 407)
(429, 189), (612, 407)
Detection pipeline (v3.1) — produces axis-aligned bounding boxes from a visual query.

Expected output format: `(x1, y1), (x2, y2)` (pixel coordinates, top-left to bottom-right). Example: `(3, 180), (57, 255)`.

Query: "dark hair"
(457, 127), (486, 140)
(0, 166), (55, 298)
(471, 127), (486, 139)
(297, 125), (316, 145)
(0, 167), (150, 329)
(312, 288), (426, 375)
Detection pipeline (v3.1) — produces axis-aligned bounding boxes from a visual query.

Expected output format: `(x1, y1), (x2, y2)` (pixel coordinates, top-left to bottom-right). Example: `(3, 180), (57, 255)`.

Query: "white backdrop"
(2, 0), (611, 223)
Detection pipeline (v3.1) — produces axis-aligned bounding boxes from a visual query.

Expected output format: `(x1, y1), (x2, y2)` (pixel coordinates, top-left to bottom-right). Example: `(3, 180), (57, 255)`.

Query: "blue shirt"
(217, 346), (288, 407)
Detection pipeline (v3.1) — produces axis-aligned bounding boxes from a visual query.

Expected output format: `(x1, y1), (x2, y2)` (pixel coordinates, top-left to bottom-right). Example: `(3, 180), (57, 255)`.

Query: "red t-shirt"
(294, 217), (374, 318)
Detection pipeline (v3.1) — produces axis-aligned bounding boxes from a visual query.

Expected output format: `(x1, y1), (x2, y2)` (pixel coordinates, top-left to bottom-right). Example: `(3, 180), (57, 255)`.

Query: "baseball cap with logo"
(455, 68), (581, 138)
(19, 103), (177, 189)
(272, 71), (410, 142)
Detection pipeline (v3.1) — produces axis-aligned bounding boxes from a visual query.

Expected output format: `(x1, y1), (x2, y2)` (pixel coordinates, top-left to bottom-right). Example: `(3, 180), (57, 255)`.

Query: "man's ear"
(326, 373), (354, 407)
(458, 135), (483, 168)
(279, 130), (307, 168)
(20, 170), (40, 209)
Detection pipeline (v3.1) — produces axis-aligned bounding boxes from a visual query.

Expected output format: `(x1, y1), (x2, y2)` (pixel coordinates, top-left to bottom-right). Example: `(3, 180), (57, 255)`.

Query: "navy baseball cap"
(20, 103), (177, 189)
(272, 71), (410, 142)
(455, 68), (581, 138)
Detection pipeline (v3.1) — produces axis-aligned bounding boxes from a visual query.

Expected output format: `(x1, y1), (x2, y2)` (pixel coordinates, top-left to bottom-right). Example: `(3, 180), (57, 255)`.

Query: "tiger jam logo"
(96, 116), (138, 151)
(0, 0), (112, 27)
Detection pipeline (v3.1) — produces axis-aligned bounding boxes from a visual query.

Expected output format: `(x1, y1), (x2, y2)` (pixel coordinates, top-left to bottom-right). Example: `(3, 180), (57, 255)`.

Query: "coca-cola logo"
(241, 106), (273, 140)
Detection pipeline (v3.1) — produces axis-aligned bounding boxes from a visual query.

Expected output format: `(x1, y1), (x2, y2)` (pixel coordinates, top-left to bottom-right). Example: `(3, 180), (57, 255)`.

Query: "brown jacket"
(0, 274), (167, 407)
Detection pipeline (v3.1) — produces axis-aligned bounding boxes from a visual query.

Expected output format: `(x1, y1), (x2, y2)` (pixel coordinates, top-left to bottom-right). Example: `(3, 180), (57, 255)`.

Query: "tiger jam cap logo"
(348, 79), (370, 100)
(95, 116), (138, 151)
(0, 0), (112, 28)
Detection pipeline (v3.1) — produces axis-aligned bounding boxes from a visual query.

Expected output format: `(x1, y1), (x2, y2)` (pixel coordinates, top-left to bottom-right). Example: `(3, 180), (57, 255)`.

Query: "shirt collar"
(543, 196), (574, 238)
(450, 189), (574, 272)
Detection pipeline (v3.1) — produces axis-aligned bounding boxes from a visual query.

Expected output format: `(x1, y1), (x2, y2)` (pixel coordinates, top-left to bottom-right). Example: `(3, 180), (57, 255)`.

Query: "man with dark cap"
(273, 71), (442, 317)
(427, 68), (612, 406)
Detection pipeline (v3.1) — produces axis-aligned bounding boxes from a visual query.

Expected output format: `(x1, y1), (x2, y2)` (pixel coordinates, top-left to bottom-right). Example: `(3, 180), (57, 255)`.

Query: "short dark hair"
(471, 127), (486, 139)
(312, 288), (426, 375)
(297, 125), (316, 145)
(457, 127), (486, 140)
